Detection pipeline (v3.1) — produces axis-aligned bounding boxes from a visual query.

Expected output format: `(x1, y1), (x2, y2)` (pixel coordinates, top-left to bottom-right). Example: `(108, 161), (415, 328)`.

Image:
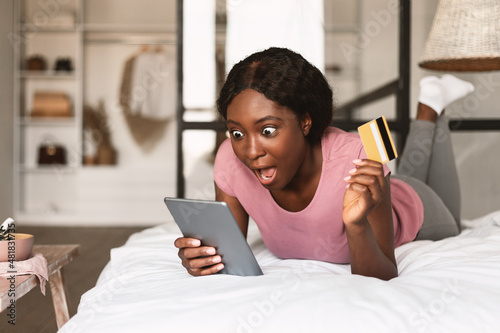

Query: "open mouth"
(256, 167), (277, 185)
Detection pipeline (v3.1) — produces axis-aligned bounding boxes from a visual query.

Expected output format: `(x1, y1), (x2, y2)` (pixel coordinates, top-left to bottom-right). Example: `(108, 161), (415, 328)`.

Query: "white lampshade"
(419, 0), (500, 71)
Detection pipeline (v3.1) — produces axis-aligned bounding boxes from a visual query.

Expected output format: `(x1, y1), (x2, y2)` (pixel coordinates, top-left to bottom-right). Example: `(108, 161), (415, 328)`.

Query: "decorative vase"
(97, 145), (117, 165)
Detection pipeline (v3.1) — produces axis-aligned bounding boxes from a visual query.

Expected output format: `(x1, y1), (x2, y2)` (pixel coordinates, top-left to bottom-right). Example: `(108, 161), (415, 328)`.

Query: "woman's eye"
(262, 127), (276, 136)
(230, 130), (244, 139)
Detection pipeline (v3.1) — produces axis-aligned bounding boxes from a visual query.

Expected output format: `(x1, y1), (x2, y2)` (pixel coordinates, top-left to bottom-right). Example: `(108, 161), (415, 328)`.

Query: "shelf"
(19, 117), (76, 126)
(83, 23), (176, 33)
(20, 26), (79, 34)
(85, 35), (175, 45)
(18, 165), (78, 174)
(81, 165), (118, 169)
(18, 70), (77, 80)
(84, 29), (176, 45)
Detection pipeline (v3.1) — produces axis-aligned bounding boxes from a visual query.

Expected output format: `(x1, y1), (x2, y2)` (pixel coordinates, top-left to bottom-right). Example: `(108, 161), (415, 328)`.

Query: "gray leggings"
(394, 115), (461, 240)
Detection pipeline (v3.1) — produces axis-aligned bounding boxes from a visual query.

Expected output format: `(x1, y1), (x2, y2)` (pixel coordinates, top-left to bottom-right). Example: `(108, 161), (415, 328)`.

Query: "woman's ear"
(301, 113), (312, 136)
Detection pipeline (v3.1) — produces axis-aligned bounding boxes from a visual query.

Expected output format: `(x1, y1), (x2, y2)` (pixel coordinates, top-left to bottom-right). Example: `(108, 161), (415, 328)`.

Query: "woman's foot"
(416, 103), (439, 122)
(417, 75), (475, 117)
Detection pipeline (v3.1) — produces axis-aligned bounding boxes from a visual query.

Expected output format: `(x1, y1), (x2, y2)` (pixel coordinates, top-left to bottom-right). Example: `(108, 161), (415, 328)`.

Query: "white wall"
(0, 0), (14, 220)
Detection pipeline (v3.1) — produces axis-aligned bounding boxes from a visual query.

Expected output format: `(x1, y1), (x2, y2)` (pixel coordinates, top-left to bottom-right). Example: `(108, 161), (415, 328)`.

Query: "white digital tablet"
(164, 197), (263, 276)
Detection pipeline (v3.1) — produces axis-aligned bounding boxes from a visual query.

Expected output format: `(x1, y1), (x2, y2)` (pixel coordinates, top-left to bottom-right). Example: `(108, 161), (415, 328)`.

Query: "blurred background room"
(0, 0), (499, 331)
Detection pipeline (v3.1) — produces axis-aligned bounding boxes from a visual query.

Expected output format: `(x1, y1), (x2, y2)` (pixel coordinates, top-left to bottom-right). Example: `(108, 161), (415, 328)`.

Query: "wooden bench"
(0, 244), (80, 329)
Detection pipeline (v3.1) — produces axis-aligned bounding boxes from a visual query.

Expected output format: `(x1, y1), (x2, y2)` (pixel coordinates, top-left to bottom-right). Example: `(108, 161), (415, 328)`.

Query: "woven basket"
(419, 0), (500, 72)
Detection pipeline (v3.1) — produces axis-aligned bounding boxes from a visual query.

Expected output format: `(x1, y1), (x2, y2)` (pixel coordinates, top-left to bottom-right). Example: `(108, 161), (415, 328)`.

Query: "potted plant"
(83, 101), (117, 165)
(0, 218), (34, 262)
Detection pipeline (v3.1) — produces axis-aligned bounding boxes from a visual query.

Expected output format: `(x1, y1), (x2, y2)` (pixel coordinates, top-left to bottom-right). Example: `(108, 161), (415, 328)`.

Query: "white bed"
(59, 210), (500, 333)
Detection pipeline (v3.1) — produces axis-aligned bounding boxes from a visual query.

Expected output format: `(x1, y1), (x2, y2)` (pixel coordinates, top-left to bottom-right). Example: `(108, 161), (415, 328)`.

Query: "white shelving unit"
(14, 0), (179, 225)
(13, 0), (83, 222)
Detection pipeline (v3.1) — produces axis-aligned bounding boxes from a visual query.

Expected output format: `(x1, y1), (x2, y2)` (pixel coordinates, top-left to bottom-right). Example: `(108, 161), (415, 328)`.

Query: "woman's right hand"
(174, 237), (224, 276)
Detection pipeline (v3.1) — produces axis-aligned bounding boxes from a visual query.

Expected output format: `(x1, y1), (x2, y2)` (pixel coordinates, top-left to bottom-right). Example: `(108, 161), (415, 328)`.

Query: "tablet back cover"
(164, 197), (263, 276)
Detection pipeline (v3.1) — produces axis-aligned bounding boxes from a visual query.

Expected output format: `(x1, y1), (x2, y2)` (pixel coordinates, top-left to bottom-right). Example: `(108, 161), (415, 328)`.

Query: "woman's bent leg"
(426, 114), (461, 229)
(392, 174), (459, 240)
(397, 75), (473, 232)
(397, 118), (436, 184)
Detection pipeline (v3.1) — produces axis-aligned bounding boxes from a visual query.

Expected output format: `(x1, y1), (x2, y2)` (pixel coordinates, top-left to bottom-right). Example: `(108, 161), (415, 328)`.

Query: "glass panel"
(183, 129), (220, 200)
(183, 0), (216, 110)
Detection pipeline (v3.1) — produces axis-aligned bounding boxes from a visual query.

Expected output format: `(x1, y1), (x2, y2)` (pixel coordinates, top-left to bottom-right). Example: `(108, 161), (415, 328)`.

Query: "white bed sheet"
(59, 210), (500, 333)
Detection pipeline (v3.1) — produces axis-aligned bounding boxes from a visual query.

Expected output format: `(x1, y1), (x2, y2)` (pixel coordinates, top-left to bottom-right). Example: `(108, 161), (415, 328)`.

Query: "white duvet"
(59, 211), (500, 333)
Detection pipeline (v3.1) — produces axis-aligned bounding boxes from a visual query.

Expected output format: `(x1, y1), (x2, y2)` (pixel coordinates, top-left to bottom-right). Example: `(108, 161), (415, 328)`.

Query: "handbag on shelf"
(54, 57), (73, 72)
(31, 91), (72, 118)
(26, 55), (47, 71)
(37, 137), (67, 166)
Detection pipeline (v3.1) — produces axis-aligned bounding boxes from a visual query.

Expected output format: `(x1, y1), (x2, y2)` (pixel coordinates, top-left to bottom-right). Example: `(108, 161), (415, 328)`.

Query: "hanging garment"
(225, 0), (325, 73)
(128, 48), (176, 121)
(119, 46), (176, 152)
(119, 54), (136, 115)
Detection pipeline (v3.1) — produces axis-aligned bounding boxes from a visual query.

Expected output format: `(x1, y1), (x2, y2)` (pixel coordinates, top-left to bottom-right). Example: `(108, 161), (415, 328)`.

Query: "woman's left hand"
(342, 159), (389, 226)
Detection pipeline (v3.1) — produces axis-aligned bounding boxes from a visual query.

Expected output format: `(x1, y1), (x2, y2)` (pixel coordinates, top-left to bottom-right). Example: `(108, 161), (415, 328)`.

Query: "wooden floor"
(0, 226), (146, 333)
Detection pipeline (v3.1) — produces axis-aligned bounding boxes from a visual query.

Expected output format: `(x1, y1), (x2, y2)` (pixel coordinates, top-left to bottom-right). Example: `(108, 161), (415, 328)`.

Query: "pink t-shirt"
(214, 127), (424, 264)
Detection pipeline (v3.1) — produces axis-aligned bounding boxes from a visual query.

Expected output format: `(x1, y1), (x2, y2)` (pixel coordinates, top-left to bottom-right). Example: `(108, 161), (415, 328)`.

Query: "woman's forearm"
(345, 217), (398, 280)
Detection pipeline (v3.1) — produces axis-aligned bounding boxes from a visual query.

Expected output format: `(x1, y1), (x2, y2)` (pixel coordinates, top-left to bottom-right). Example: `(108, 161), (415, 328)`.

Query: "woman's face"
(226, 89), (312, 191)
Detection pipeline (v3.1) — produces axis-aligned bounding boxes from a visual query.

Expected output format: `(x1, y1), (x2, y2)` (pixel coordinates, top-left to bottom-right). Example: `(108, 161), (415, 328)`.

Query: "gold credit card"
(357, 116), (398, 164)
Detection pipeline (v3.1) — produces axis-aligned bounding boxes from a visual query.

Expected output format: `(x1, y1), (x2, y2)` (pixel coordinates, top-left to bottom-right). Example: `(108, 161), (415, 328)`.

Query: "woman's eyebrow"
(226, 119), (241, 126)
(254, 116), (283, 124)
(227, 116), (283, 126)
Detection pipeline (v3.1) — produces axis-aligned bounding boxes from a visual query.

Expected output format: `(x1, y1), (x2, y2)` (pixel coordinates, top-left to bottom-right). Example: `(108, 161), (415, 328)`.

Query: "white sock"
(439, 74), (475, 108)
(418, 75), (475, 114)
(418, 76), (445, 114)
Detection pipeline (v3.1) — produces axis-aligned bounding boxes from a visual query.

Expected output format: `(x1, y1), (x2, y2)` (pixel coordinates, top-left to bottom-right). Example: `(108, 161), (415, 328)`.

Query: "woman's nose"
(246, 136), (265, 160)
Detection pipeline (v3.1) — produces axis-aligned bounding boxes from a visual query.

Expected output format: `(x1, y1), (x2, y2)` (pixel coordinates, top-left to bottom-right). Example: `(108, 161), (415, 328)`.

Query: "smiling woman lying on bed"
(174, 47), (475, 280)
